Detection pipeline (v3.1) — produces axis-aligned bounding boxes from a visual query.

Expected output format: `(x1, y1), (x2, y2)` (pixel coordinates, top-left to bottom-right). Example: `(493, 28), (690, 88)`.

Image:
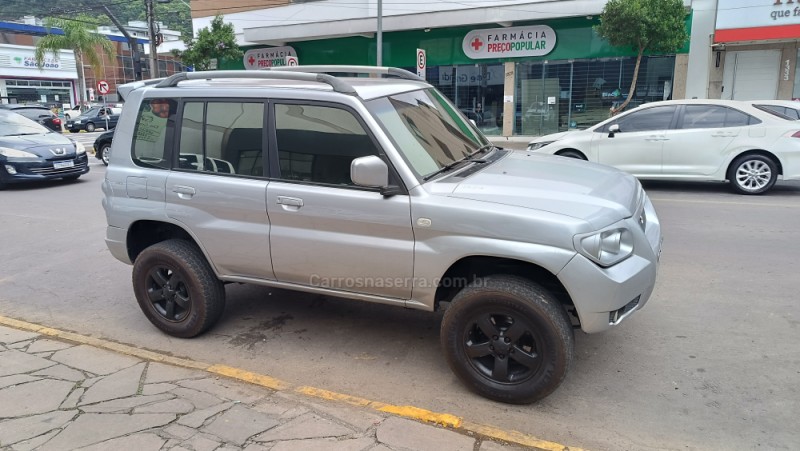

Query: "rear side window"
(132, 98), (177, 169)
(681, 105), (760, 128)
(15, 108), (52, 120)
(177, 101), (265, 177)
(274, 103), (380, 186)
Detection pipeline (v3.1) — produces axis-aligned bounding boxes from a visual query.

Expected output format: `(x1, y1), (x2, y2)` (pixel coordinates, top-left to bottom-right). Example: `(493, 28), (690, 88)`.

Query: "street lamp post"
(377, 0), (383, 66)
(145, 0), (158, 78)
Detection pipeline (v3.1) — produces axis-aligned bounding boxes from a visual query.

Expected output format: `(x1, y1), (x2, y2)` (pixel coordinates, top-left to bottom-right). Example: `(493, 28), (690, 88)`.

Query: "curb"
(0, 315), (583, 451)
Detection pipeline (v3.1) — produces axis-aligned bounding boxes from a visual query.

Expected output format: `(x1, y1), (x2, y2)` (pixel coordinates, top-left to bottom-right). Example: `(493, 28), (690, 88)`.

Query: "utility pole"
(145, 0), (158, 78)
(377, 0), (382, 66)
(101, 6), (143, 81)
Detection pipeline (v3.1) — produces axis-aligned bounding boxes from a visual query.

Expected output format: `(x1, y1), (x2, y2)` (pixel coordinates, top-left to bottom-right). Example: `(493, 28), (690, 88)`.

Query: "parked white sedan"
(527, 99), (800, 194)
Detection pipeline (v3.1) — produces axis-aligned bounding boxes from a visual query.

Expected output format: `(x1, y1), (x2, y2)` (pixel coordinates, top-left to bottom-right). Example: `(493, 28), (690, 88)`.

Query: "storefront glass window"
(792, 49), (800, 100)
(425, 63), (505, 135)
(516, 55), (675, 135)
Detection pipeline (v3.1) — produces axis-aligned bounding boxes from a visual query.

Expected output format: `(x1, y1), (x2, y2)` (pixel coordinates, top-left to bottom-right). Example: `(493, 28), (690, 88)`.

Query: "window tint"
(612, 105), (676, 132)
(14, 108), (51, 120)
(177, 102), (265, 177)
(132, 98), (177, 169)
(756, 104), (800, 120)
(682, 105), (755, 128)
(274, 104), (380, 186)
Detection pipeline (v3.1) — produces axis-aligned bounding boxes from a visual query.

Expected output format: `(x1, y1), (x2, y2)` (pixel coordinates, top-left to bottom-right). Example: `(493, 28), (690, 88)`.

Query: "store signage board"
(463, 25), (556, 59)
(715, 0), (800, 42)
(244, 46), (298, 69)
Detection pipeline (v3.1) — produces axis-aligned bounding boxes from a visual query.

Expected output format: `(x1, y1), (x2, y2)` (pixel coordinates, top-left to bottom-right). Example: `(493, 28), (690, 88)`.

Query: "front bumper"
(558, 195), (663, 333)
(0, 153), (90, 185)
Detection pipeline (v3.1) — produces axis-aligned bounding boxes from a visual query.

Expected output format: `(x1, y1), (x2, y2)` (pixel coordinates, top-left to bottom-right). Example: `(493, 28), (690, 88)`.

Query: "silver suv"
(103, 66), (662, 404)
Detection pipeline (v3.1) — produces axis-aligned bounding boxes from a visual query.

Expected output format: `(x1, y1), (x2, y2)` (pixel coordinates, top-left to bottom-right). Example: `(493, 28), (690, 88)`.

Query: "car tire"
(440, 275), (573, 404)
(557, 150), (587, 160)
(132, 239), (226, 338)
(85, 123), (95, 133)
(728, 154), (778, 195)
(100, 144), (111, 165)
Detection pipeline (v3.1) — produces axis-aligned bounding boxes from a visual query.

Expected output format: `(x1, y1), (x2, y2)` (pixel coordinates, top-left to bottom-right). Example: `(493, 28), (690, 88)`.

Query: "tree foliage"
(0, 1), (192, 41)
(35, 15), (116, 106)
(174, 15), (243, 71)
(595, 0), (688, 114)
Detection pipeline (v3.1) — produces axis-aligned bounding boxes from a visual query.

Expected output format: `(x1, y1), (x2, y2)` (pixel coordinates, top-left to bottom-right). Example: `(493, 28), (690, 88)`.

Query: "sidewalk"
(0, 322), (557, 451)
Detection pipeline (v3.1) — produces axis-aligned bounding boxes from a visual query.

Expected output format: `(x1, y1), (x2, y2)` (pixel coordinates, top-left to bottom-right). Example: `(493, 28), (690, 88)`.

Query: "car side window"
(274, 103), (380, 186)
(609, 105), (677, 133)
(132, 98), (177, 169)
(177, 101), (265, 177)
(682, 105), (756, 128)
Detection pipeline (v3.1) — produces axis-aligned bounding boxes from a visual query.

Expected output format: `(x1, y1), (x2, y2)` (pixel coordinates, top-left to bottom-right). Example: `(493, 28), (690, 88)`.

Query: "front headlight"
(575, 227), (634, 267)
(528, 141), (554, 151)
(74, 141), (86, 155)
(0, 147), (38, 159)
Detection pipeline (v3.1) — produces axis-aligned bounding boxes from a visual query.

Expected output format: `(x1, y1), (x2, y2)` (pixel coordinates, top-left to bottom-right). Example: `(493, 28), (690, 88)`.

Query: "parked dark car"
(65, 107), (120, 132)
(93, 129), (114, 165)
(0, 109), (89, 190)
(0, 104), (63, 132)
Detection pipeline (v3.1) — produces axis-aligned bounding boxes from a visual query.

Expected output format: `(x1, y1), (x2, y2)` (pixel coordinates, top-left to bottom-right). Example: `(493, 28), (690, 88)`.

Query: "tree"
(174, 15), (242, 71)
(35, 16), (116, 107)
(595, 0), (688, 115)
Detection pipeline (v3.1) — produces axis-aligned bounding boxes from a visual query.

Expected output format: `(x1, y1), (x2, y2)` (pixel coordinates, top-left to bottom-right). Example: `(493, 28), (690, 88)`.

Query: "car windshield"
(365, 88), (489, 178)
(83, 107), (102, 117)
(0, 110), (50, 136)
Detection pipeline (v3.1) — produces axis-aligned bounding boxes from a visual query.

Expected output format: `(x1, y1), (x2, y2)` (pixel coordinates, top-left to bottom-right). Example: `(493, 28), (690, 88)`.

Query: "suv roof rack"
(154, 70), (358, 95)
(266, 65), (425, 82)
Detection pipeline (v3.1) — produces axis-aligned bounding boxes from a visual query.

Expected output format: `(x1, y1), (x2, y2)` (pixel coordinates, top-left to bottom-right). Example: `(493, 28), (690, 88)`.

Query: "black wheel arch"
(127, 220), (208, 268)
(555, 148), (588, 159)
(434, 256), (577, 325)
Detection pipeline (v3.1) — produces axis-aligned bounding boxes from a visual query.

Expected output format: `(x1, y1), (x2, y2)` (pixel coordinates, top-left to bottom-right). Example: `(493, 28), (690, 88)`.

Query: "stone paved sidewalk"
(0, 325), (529, 451)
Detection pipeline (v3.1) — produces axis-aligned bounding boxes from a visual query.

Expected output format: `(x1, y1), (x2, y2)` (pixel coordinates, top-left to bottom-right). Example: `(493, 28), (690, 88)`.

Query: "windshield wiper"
(422, 144), (496, 181)
(5, 132), (41, 136)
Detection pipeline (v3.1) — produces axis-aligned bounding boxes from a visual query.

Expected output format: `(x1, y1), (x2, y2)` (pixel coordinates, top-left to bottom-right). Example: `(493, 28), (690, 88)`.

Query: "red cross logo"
(471, 37), (484, 51)
(248, 56), (256, 66)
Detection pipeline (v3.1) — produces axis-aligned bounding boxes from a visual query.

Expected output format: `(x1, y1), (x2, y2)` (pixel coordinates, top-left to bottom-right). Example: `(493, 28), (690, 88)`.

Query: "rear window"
(13, 108), (53, 120)
(132, 99), (178, 169)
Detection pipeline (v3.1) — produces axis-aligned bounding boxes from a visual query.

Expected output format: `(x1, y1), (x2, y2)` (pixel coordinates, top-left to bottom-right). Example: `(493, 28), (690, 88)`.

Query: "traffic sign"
(416, 49), (426, 80)
(97, 80), (110, 95)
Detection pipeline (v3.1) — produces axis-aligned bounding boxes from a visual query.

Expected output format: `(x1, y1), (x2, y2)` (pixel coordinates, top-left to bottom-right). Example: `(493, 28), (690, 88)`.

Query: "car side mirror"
(351, 155), (389, 190)
(608, 123), (620, 138)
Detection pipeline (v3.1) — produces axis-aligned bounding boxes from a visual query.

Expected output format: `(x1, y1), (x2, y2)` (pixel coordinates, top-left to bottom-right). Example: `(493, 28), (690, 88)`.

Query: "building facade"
(0, 18), (186, 106)
(193, 0), (693, 137)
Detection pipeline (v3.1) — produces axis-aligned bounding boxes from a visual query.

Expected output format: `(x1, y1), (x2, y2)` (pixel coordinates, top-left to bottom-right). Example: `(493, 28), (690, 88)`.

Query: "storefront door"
(722, 50), (780, 100)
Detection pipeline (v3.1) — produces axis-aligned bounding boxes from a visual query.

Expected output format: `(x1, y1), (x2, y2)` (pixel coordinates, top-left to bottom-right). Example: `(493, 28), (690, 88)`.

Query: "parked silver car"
(103, 66), (662, 403)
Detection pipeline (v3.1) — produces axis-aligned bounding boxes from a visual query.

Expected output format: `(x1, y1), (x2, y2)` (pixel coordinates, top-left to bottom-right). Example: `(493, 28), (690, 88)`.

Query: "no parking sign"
(416, 48), (426, 80)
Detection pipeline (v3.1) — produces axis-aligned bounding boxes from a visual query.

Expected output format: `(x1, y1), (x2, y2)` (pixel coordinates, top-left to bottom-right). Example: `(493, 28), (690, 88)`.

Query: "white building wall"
(685, 0), (718, 99)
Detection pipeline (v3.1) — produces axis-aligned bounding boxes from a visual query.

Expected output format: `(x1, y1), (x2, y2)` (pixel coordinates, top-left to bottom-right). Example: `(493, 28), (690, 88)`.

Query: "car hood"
(448, 151), (640, 228)
(0, 133), (78, 158)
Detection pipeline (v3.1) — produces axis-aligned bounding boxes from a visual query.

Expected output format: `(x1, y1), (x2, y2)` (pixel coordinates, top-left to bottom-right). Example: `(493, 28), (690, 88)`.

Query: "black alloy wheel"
(132, 239), (225, 337)
(144, 266), (192, 322)
(441, 276), (573, 404)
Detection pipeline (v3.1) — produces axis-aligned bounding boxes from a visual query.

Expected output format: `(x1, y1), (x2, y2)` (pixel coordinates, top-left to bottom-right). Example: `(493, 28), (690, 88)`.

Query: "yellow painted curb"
(0, 315), (583, 450)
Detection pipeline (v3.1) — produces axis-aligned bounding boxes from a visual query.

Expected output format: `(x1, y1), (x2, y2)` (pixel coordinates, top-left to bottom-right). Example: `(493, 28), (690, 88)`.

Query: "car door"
(165, 100), (275, 280)
(591, 105), (678, 176)
(266, 101), (415, 300)
(663, 104), (749, 176)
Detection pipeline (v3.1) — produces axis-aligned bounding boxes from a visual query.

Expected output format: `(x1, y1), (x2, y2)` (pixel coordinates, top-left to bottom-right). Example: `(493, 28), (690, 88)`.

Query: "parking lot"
(1, 164), (798, 450)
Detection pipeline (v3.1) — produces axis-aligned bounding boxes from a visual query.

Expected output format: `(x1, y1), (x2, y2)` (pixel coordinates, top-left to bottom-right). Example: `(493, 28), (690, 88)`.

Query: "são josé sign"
(463, 25), (556, 59)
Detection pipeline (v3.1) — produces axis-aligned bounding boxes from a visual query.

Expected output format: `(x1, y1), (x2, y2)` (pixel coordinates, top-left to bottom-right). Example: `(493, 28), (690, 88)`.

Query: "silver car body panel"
(104, 75), (663, 334)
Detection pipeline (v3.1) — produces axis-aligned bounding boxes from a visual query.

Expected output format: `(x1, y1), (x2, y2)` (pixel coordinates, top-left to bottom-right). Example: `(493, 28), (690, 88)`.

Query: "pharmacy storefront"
(225, 16), (687, 137)
(713, 0), (800, 100)
(0, 44), (79, 107)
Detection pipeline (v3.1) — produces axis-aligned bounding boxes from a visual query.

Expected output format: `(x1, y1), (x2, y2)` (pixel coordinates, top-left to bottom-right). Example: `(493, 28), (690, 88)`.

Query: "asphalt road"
(1, 162), (799, 451)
